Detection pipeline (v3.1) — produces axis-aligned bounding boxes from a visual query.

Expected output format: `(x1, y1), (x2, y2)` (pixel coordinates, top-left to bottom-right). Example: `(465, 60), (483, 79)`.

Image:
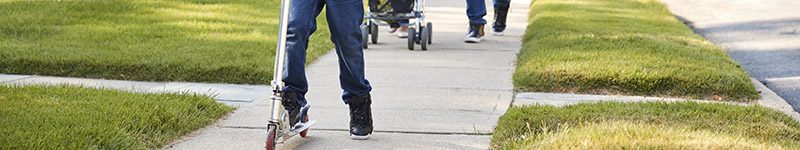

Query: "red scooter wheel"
(265, 127), (277, 150)
(300, 114), (309, 137)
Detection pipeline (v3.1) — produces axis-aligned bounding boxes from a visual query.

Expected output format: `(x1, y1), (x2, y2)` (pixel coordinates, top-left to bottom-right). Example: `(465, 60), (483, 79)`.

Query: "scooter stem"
(270, 0), (292, 123)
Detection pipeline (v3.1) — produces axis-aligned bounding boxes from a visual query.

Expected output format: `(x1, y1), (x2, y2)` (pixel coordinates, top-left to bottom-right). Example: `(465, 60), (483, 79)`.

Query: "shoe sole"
(464, 37), (482, 43)
(350, 133), (371, 140)
(493, 31), (504, 36)
(397, 32), (408, 38)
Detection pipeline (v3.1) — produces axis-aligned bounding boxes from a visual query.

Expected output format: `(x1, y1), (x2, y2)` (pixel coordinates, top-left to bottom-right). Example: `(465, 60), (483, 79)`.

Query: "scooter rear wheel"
(299, 114), (309, 137)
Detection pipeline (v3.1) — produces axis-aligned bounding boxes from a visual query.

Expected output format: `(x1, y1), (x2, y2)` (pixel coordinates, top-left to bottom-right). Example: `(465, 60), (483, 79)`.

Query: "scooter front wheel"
(265, 126), (277, 150)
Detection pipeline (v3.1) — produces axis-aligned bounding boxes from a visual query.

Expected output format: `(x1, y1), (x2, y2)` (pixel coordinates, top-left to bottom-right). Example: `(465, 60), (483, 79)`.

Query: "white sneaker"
(396, 31), (408, 38)
(464, 36), (482, 43)
(350, 133), (371, 140)
(493, 31), (504, 36)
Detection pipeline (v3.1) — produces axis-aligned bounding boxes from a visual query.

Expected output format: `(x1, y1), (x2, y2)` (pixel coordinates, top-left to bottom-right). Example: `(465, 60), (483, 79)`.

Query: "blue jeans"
(283, 0), (372, 105)
(398, 20), (408, 26)
(466, 0), (510, 24)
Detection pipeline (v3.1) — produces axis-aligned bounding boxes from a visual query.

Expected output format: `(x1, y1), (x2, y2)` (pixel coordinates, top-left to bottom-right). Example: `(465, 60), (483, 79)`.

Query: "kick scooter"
(265, 0), (316, 149)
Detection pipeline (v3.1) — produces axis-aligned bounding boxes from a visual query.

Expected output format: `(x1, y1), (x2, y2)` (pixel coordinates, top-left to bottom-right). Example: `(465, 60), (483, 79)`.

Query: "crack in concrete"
(0, 75), (33, 84)
(217, 126), (491, 136)
(215, 99), (253, 102)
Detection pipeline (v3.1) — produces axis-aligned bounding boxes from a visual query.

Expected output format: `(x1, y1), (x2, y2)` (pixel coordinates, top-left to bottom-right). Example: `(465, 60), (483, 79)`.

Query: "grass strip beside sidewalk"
(0, 0), (333, 84)
(514, 0), (758, 100)
(0, 85), (235, 149)
(491, 102), (800, 149)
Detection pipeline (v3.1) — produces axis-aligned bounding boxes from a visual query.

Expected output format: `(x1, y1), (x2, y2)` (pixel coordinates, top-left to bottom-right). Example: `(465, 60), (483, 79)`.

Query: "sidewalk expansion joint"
(434, 48), (518, 52)
(214, 99), (252, 102)
(367, 66), (513, 71)
(381, 86), (512, 92)
(1, 76), (34, 84)
(218, 126), (491, 136)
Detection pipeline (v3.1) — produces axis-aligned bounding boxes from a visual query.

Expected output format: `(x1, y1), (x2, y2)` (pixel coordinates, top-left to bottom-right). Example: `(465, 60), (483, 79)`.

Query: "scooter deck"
(291, 120), (316, 134)
(277, 120), (316, 143)
(286, 120), (317, 137)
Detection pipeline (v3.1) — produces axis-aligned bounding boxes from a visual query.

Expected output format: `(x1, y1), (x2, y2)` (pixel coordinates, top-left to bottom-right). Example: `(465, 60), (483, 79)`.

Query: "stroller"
(362, 0), (432, 50)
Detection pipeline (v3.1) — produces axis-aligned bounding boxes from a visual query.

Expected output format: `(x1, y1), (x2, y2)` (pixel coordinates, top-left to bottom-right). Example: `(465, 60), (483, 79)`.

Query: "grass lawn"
(0, 0), (333, 84)
(0, 85), (235, 149)
(514, 0), (758, 101)
(491, 102), (800, 149)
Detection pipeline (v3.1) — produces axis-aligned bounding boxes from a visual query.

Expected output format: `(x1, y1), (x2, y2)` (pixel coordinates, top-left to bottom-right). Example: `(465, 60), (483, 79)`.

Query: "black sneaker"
(492, 6), (509, 36)
(349, 94), (373, 140)
(281, 91), (304, 127)
(464, 23), (485, 43)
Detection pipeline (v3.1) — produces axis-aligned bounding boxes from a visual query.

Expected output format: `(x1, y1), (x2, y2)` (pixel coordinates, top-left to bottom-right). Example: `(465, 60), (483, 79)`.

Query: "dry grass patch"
(491, 102), (800, 149)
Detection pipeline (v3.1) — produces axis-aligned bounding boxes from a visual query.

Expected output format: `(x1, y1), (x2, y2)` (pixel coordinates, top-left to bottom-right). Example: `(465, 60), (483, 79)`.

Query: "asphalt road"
(659, 0), (800, 111)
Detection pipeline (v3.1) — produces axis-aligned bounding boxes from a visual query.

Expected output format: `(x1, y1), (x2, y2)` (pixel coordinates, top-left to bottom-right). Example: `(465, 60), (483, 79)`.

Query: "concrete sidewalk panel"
(7, 76), (164, 92)
(307, 66), (513, 91)
(0, 74), (31, 83)
(304, 50), (515, 90)
(515, 92), (691, 107)
(220, 87), (510, 133)
(220, 100), (507, 133)
(315, 50), (517, 70)
(170, 0), (529, 148)
(370, 28), (522, 53)
(170, 128), (490, 150)
(169, 127), (266, 150)
(151, 83), (270, 102)
(514, 92), (748, 108)
(289, 130), (490, 150)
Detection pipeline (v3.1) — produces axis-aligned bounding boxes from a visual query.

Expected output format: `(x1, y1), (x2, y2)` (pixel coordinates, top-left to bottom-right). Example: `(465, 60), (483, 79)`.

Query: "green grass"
(514, 0), (758, 100)
(491, 102), (800, 149)
(0, 85), (235, 149)
(0, 0), (334, 84)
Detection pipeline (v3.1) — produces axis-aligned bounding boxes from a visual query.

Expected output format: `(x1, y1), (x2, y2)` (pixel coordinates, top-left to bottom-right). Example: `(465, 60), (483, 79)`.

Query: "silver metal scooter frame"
(266, 0), (316, 148)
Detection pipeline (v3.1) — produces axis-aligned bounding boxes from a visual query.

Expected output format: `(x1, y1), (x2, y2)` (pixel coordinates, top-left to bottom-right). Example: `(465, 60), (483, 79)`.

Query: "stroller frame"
(362, 0), (433, 50)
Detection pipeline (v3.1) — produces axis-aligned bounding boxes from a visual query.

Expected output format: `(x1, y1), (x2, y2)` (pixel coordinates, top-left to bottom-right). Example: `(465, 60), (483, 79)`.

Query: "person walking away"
(465, 0), (510, 43)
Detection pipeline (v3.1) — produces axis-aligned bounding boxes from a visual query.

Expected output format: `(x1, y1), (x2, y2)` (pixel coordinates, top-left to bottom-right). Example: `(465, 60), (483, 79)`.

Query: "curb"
(750, 78), (800, 123)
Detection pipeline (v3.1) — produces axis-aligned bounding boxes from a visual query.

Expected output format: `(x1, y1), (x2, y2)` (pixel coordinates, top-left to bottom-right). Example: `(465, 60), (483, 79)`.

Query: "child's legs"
(283, 0), (326, 105)
(325, 0), (373, 104)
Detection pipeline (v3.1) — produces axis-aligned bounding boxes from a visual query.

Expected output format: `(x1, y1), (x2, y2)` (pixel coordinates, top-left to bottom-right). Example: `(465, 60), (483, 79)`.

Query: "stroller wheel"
(370, 23), (379, 44)
(420, 26), (428, 50)
(407, 27), (416, 50)
(414, 27), (421, 44)
(427, 22), (433, 44)
(361, 24), (369, 49)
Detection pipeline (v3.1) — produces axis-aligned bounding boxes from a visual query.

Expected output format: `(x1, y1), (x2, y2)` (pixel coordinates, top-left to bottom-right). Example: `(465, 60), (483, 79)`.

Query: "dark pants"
(283, 0), (372, 105)
(466, 0), (511, 24)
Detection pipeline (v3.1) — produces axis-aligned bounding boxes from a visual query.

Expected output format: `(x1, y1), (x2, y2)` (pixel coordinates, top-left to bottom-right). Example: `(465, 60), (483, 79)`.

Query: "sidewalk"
(0, 0), (529, 149)
(169, 0), (530, 149)
(3, 0), (799, 149)
(0, 74), (269, 107)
